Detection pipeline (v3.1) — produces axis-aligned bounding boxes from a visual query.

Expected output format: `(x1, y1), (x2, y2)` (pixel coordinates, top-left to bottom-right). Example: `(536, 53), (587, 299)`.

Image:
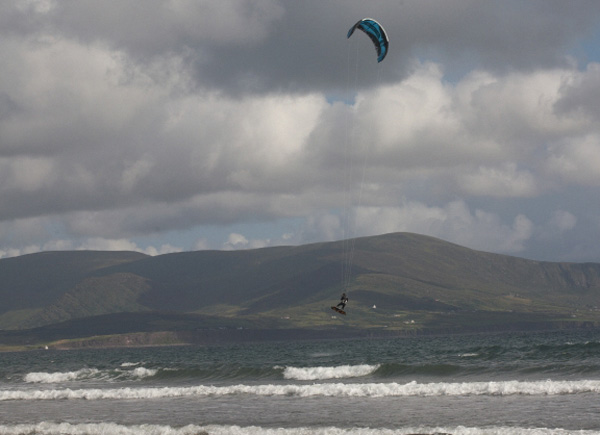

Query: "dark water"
(2, 329), (600, 434)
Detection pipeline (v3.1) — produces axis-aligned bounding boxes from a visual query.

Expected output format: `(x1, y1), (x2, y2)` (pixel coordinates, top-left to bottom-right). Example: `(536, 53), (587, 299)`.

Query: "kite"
(347, 18), (389, 63)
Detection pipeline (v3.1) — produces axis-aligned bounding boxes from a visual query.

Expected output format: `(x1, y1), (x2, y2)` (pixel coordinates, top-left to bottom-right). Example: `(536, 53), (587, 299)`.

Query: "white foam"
(4, 379), (600, 401)
(283, 364), (379, 380)
(0, 422), (596, 435)
(23, 368), (100, 383)
(129, 367), (158, 378)
(22, 366), (157, 384)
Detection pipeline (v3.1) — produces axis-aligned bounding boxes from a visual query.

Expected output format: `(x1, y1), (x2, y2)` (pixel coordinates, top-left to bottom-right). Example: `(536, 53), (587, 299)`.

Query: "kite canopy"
(347, 18), (389, 63)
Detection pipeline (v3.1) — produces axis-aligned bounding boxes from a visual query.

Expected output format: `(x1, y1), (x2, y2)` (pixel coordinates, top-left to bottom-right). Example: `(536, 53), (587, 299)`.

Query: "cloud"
(282, 199), (534, 256)
(193, 238), (210, 251)
(457, 163), (538, 197)
(555, 62), (600, 119)
(223, 232), (270, 250)
(298, 213), (343, 243)
(2, 2), (600, 262)
(5, 1), (599, 94)
(143, 243), (183, 256)
(224, 233), (248, 250)
(61, 238), (181, 256)
(351, 200), (533, 254)
(543, 210), (578, 236)
(545, 134), (600, 186)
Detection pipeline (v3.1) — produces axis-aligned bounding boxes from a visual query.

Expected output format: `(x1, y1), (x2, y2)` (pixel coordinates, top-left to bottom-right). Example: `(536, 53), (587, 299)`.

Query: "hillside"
(2, 233), (600, 348)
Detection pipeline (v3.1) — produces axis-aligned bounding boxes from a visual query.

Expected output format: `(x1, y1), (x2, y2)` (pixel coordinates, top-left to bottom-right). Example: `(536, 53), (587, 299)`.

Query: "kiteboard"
(331, 306), (346, 315)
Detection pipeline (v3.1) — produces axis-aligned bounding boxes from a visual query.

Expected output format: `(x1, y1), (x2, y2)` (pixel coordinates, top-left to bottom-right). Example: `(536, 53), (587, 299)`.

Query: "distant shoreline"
(3, 322), (600, 352)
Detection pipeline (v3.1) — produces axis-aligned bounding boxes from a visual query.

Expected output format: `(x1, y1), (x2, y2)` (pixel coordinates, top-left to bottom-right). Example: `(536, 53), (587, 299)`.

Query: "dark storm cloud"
(6, 1), (600, 95)
(2, 1), (600, 259)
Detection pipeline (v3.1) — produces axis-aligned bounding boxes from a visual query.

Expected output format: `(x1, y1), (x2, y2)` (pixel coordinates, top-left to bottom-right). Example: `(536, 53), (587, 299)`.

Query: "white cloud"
(458, 69), (584, 144)
(2, 2), (600, 262)
(535, 210), (577, 243)
(352, 200), (533, 254)
(457, 163), (538, 197)
(548, 210), (577, 232)
(76, 237), (181, 256)
(545, 134), (600, 185)
(223, 232), (270, 250)
(77, 237), (142, 252)
(143, 244), (183, 256)
(224, 233), (248, 250)
(359, 62), (460, 154)
(0, 244), (42, 259)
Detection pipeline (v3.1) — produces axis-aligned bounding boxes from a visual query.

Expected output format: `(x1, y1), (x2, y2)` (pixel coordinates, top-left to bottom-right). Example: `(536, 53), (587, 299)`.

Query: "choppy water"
(2, 329), (600, 434)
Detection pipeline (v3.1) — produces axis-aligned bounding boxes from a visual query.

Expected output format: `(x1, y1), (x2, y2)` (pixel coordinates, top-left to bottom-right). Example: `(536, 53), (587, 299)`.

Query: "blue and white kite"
(347, 18), (389, 63)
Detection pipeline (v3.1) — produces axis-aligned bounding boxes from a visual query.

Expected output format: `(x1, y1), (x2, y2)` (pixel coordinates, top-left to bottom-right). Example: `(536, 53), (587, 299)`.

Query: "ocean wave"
(282, 362), (472, 380)
(22, 367), (158, 384)
(375, 362), (464, 377)
(0, 422), (597, 435)
(4, 379), (600, 401)
(128, 367), (158, 378)
(282, 364), (379, 380)
(23, 368), (102, 384)
(527, 340), (600, 359)
(17, 359), (600, 386)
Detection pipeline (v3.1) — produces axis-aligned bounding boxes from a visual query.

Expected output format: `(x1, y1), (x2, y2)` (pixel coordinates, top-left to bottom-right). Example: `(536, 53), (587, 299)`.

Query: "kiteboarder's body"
(337, 292), (348, 310)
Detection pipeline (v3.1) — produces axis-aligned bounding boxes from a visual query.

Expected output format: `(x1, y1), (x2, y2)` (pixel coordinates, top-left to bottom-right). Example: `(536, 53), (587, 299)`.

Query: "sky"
(2, 0), (600, 262)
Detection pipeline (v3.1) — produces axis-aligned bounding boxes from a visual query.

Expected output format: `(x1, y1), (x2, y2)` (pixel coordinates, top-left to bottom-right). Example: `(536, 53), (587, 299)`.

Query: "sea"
(2, 329), (600, 434)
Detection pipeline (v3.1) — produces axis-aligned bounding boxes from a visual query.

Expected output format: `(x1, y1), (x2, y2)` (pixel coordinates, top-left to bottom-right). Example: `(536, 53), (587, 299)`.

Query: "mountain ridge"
(2, 232), (600, 348)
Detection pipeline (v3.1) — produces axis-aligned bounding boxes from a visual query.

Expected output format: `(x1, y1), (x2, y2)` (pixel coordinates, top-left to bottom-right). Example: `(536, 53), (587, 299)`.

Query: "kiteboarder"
(337, 292), (349, 310)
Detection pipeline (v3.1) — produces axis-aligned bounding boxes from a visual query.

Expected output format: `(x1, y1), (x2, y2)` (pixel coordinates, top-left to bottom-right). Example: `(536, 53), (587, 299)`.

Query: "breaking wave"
(0, 422), (596, 435)
(23, 367), (158, 383)
(18, 358), (600, 386)
(4, 379), (600, 401)
(282, 364), (379, 380)
(24, 368), (102, 384)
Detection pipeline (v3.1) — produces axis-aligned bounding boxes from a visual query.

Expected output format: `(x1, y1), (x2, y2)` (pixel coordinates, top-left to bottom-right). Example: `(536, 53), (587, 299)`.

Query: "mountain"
(2, 233), (600, 348)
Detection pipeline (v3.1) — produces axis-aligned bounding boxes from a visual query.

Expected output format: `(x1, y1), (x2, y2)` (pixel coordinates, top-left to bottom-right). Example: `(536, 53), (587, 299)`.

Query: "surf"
(281, 364), (380, 380)
(4, 379), (600, 401)
(22, 366), (158, 383)
(0, 422), (597, 435)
